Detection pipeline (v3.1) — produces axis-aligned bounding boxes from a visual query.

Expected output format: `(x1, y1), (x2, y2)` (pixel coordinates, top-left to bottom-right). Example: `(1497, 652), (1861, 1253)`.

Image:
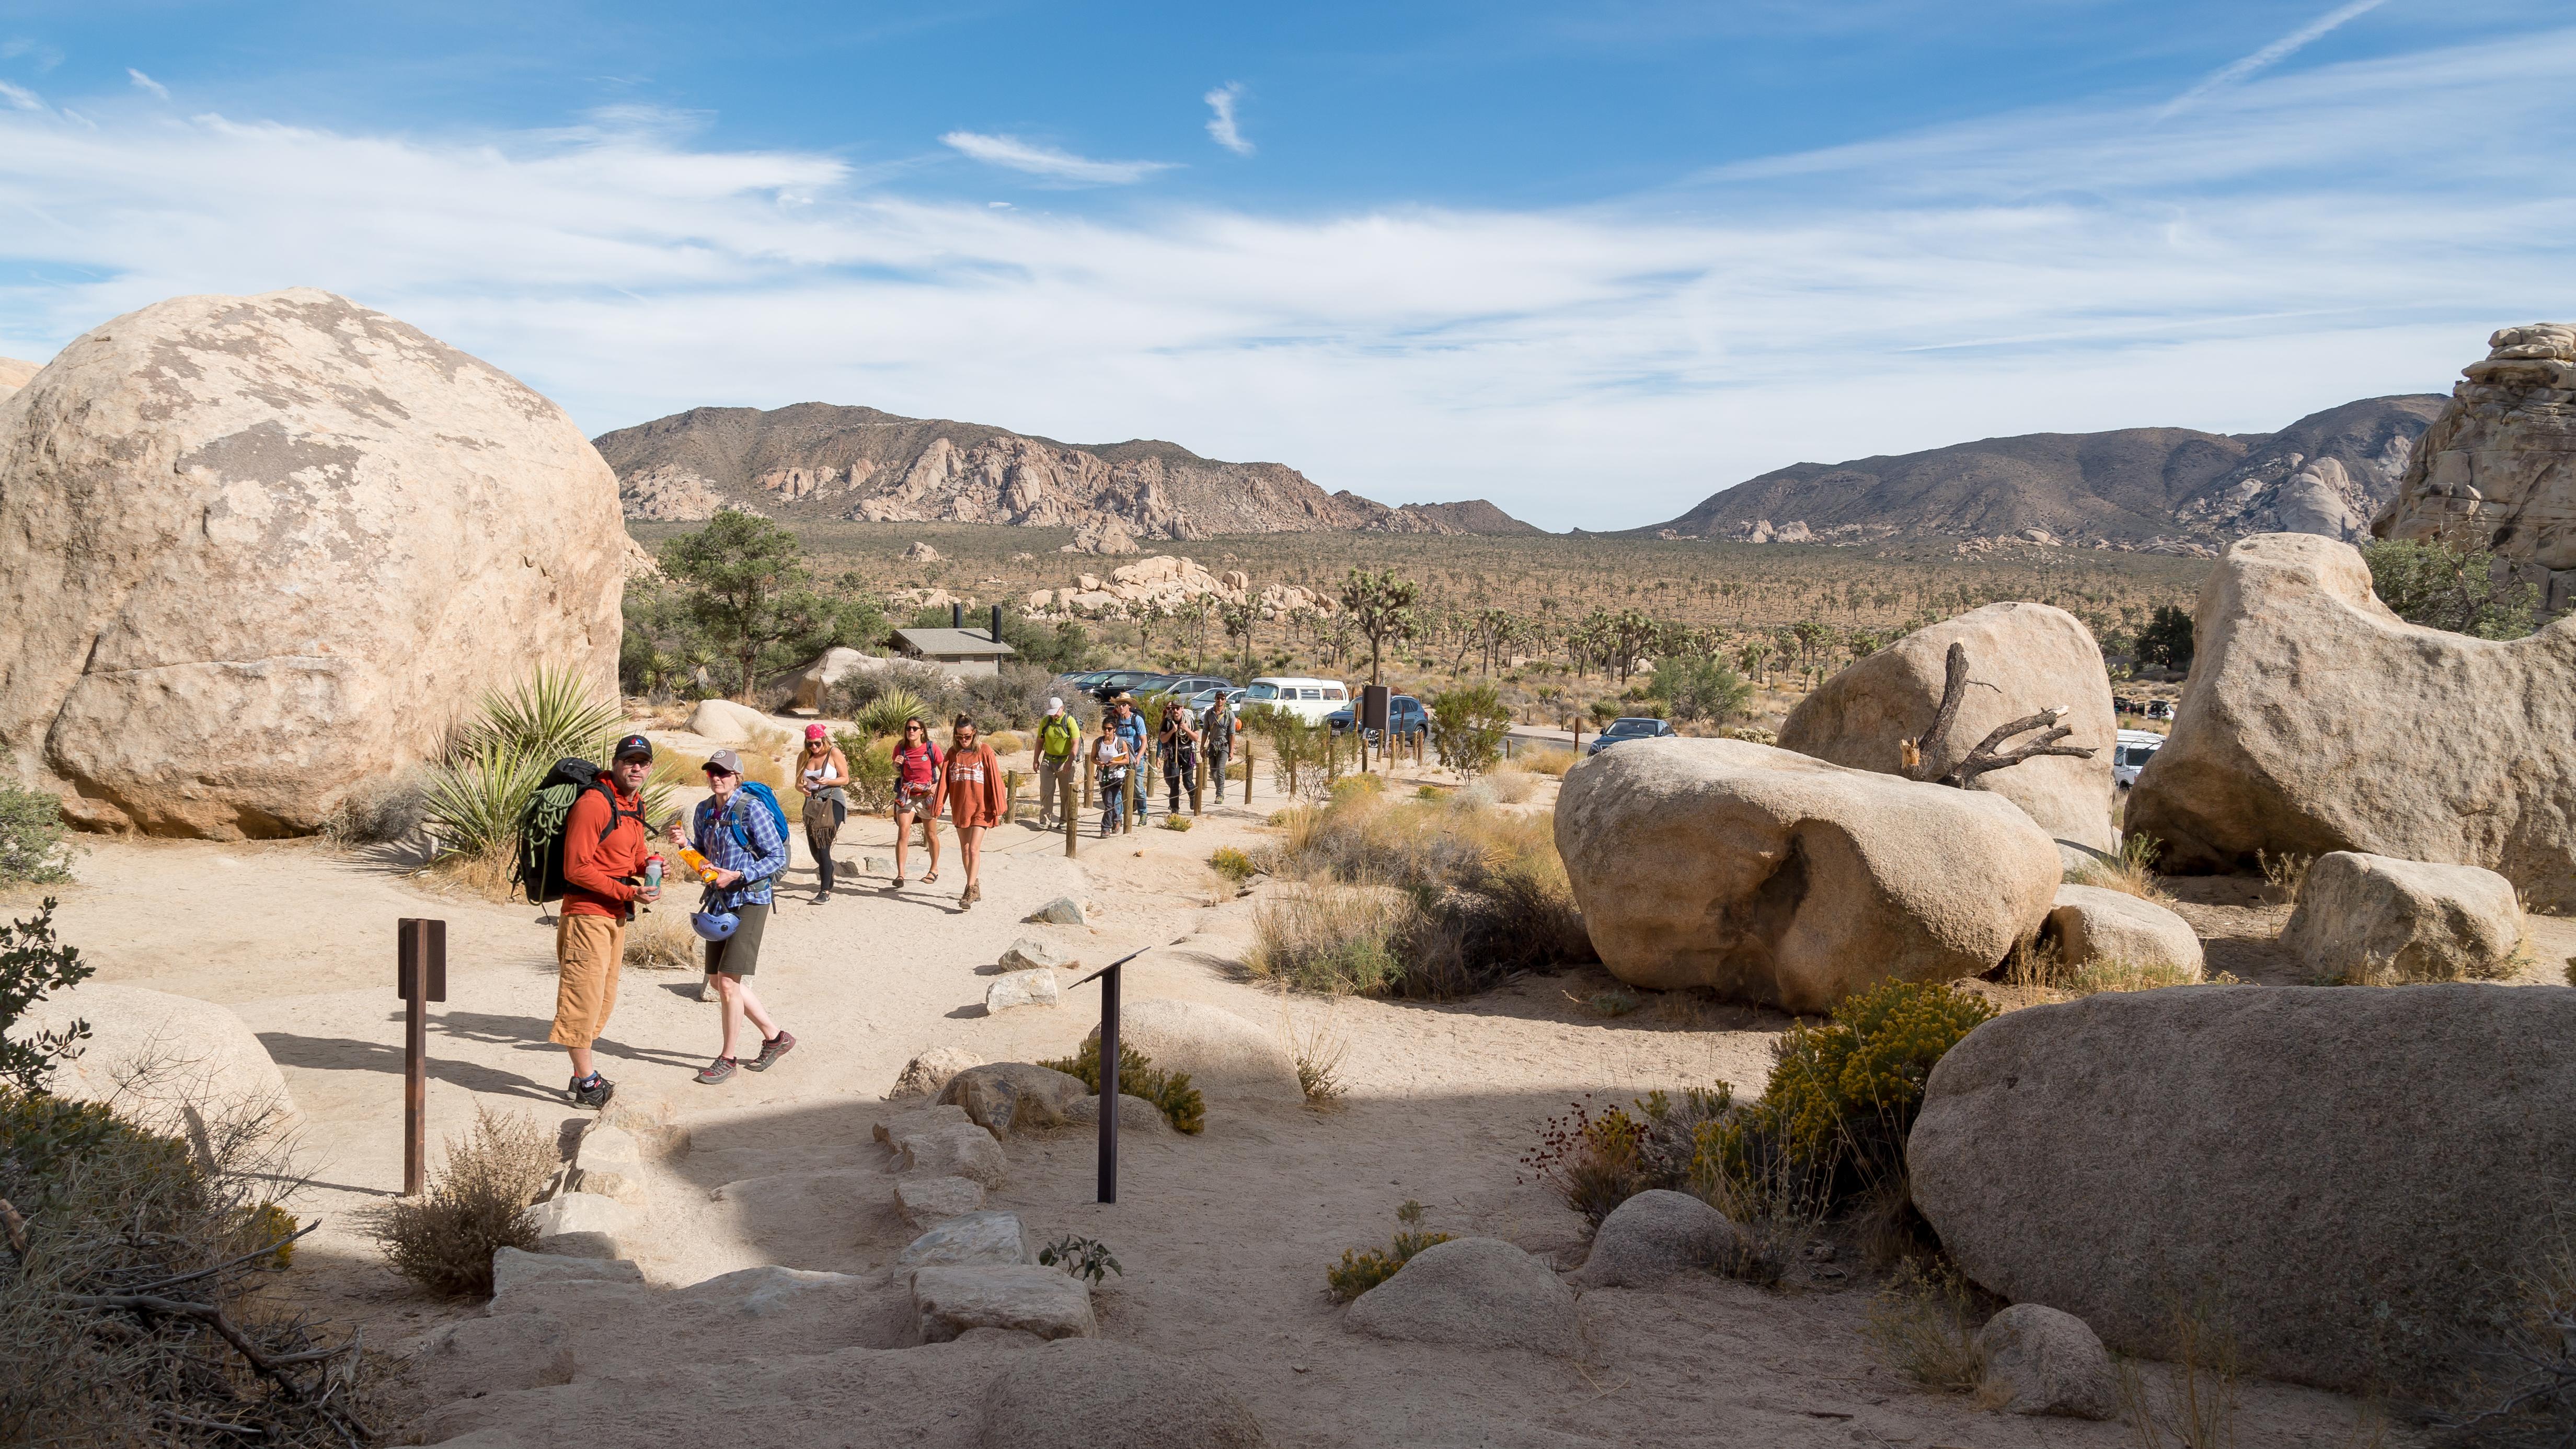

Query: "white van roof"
(2116, 729), (2167, 746)
(1249, 676), (1348, 689)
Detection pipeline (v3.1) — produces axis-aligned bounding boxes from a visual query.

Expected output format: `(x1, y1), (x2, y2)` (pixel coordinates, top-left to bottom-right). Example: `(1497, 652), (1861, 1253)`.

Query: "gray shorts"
(705, 900), (770, 978)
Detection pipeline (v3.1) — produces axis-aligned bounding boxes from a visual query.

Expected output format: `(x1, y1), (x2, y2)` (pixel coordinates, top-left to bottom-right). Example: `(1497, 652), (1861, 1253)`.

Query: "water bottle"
(644, 855), (664, 892)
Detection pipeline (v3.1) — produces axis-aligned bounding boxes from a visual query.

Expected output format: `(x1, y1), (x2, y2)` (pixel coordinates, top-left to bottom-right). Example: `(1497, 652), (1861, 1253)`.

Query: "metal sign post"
(1069, 942), (1166, 1205)
(395, 918), (448, 1196)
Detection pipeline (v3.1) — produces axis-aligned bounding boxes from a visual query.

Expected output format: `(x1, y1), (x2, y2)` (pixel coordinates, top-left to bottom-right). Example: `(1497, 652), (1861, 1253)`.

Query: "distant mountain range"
(594, 402), (1539, 540)
(1627, 395), (2446, 553)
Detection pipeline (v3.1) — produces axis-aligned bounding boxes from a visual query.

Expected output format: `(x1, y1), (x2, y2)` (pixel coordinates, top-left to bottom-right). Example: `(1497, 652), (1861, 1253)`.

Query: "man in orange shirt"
(555, 734), (659, 1109)
(932, 714), (1006, 910)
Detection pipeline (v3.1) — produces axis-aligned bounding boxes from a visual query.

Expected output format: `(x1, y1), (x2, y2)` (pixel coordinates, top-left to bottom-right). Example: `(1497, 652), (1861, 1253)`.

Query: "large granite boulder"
(1567, 1189), (1738, 1289)
(0, 290), (625, 836)
(2125, 533), (2576, 909)
(15, 981), (300, 1135)
(1555, 739), (2060, 1010)
(1779, 603), (2117, 853)
(935, 1063), (1089, 1138)
(0, 356), (38, 401)
(1909, 984), (2576, 1396)
(2374, 323), (2576, 615)
(1344, 1237), (1577, 1354)
(1976, 1305), (2116, 1420)
(2278, 851), (2524, 982)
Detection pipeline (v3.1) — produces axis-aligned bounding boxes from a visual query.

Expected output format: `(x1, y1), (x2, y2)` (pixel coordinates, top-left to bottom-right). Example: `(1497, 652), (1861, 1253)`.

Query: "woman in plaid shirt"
(666, 749), (797, 1085)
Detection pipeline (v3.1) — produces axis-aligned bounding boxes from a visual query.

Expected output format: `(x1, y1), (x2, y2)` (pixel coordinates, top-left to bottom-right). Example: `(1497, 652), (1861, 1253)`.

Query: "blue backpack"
(704, 782), (791, 890)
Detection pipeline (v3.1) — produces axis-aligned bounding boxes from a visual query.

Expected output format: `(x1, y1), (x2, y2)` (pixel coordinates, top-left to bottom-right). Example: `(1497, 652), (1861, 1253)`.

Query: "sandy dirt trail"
(33, 765), (2414, 1447)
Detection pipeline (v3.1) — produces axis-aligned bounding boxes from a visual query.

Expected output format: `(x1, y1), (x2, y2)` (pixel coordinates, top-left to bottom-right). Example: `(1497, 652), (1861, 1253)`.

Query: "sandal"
(922, 870), (940, 884)
(889, 876), (906, 889)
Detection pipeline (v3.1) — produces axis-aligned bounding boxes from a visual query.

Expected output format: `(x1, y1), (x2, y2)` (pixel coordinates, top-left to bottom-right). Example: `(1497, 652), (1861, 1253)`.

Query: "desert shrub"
(1863, 1259), (1990, 1392)
(1484, 763), (1537, 803)
(986, 729), (1026, 756)
(2257, 848), (2313, 906)
(423, 670), (673, 885)
(1037, 1234), (1123, 1285)
(624, 906), (699, 969)
(1648, 653), (1753, 725)
(2072, 831), (2169, 903)
(1, 899), (92, 1094)
(1038, 1039), (1205, 1134)
(855, 686), (929, 738)
(1286, 1014), (1349, 1105)
(0, 751), (75, 887)
(364, 1105), (554, 1298)
(0, 1086), (360, 1448)
(1427, 683), (1512, 777)
(1588, 699), (1623, 726)
(2362, 535), (2538, 639)
(1693, 981), (1994, 1214)
(834, 661), (959, 719)
(1519, 746), (1577, 777)
(959, 663), (1059, 732)
(325, 767), (430, 847)
(835, 730), (900, 814)
(1209, 846), (1257, 883)
(1246, 881), (1410, 995)
(1326, 1200), (1454, 1302)
(1159, 814), (1194, 832)
(1521, 1087), (1733, 1229)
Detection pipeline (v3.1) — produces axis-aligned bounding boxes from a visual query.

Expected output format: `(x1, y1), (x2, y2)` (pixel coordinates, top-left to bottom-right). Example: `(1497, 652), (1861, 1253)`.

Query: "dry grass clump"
(2116, 1296), (2242, 1449)
(2434, 1237), (2576, 1447)
(363, 1105), (555, 1299)
(2332, 944), (2522, 987)
(1518, 747), (1577, 777)
(1284, 1011), (1350, 1106)
(2257, 848), (2314, 906)
(2073, 832), (2171, 903)
(1521, 1087), (1733, 1229)
(624, 906), (699, 970)
(323, 766), (430, 848)
(1250, 781), (1591, 997)
(985, 730), (1025, 756)
(1862, 1258), (1990, 1393)
(0, 1085), (381, 1448)
(1484, 762), (1538, 803)
(2066, 957), (2206, 995)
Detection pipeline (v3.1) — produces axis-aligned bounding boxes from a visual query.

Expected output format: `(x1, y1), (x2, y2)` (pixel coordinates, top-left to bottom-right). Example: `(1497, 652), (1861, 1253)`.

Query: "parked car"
(1585, 716), (1676, 756)
(1085, 668), (1168, 702)
(1324, 694), (1429, 746)
(2113, 728), (2165, 788)
(1142, 674), (1237, 703)
(1238, 676), (1350, 725)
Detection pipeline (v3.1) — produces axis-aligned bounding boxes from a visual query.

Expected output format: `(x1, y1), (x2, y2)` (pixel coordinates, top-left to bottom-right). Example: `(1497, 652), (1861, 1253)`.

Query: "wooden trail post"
(1083, 760), (1094, 810)
(395, 918), (447, 1197)
(1063, 773), (1077, 858)
(1005, 768), (1020, 824)
(1245, 740), (1254, 804)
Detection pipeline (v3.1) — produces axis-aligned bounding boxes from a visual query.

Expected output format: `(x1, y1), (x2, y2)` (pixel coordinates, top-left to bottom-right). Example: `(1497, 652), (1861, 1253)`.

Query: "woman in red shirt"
(890, 717), (942, 889)
(933, 714), (1007, 910)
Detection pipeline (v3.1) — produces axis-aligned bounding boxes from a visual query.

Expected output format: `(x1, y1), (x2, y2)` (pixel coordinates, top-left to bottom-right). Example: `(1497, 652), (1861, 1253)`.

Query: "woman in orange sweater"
(933, 714), (1007, 910)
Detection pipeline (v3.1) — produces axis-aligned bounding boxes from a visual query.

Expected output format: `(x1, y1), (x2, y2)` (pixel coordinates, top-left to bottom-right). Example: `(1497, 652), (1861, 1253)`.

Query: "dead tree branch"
(1902, 643), (2097, 787)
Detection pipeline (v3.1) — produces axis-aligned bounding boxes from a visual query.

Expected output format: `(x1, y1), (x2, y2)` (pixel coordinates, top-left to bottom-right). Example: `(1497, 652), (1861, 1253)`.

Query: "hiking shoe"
(694, 1056), (738, 1086)
(745, 1030), (797, 1072)
(568, 1074), (616, 1110)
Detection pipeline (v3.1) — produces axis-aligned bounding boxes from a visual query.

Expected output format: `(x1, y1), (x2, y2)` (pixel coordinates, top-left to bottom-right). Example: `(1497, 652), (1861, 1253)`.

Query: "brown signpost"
(395, 918), (448, 1197)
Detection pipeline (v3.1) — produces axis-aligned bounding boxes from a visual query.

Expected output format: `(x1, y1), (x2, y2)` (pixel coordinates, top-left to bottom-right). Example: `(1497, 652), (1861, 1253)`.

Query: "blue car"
(1586, 717), (1675, 755)
(1324, 694), (1429, 745)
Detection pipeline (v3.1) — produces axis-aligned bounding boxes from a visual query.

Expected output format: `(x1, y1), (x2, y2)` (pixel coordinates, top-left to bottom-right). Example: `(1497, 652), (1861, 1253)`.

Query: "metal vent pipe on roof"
(952, 601), (963, 629)
(992, 604), (1003, 645)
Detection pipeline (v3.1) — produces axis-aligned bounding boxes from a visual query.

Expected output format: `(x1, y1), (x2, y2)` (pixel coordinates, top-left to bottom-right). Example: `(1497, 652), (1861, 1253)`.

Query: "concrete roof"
(892, 627), (1017, 658)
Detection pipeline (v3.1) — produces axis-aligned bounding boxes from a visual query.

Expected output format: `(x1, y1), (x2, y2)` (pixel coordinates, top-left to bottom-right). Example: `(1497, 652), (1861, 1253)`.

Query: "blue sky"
(0, 1), (2569, 530)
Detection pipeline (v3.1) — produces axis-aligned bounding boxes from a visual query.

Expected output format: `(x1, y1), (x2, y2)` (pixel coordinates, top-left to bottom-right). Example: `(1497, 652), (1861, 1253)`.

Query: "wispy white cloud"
(939, 130), (1175, 185)
(0, 28), (2566, 530)
(0, 80), (40, 111)
(1204, 82), (1252, 156)
(125, 68), (169, 100)
(2159, 0), (2390, 119)
(1, 39), (64, 71)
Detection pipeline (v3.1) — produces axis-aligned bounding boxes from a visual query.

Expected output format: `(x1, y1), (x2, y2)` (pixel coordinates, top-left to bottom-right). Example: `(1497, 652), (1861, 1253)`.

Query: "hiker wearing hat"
(668, 749), (795, 1086)
(796, 723), (850, 903)
(1109, 694), (1150, 824)
(1157, 699), (1200, 814)
(553, 734), (660, 1110)
(1203, 689), (1236, 805)
(1033, 696), (1079, 830)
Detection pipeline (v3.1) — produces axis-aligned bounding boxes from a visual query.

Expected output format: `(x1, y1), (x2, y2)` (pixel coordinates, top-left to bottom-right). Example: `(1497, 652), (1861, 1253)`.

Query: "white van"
(2113, 729), (2165, 789)
(1242, 676), (1351, 726)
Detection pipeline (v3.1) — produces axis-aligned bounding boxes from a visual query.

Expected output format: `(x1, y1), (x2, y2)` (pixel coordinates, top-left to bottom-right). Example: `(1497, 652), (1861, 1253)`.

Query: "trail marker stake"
(395, 918), (447, 1197)
(1070, 941), (1163, 1205)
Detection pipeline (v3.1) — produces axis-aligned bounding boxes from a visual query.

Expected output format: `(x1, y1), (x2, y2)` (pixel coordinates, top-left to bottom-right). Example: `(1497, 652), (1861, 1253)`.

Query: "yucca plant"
(461, 666), (626, 762)
(422, 738), (554, 859)
(858, 688), (928, 739)
(423, 669), (673, 878)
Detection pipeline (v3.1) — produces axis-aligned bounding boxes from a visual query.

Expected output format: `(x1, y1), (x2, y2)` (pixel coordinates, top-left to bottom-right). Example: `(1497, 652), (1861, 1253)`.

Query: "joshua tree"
(1338, 568), (1420, 685)
(1221, 601), (1257, 678)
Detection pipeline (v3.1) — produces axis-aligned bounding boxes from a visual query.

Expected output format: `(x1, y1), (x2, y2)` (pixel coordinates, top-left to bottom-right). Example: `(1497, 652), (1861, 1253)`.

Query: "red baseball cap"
(804, 723), (827, 740)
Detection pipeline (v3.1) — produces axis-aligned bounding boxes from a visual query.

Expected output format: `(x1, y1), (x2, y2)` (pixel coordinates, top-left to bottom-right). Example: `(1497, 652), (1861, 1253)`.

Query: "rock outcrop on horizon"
(0, 289), (626, 836)
(2125, 533), (2576, 908)
(0, 355), (39, 401)
(1911, 983), (2576, 1397)
(594, 401), (1537, 539)
(1024, 554), (1335, 623)
(1635, 395), (2442, 550)
(2373, 323), (2576, 615)
(1776, 602), (2117, 854)
(1556, 739), (2060, 1010)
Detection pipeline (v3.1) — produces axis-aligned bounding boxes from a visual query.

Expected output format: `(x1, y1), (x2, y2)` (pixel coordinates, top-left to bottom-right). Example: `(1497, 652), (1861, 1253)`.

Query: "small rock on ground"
(895, 1122), (1009, 1186)
(896, 1210), (1033, 1269)
(980, 1337), (1268, 1448)
(1345, 1237), (1578, 1354)
(489, 1247), (642, 1302)
(999, 937), (1077, 971)
(1977, 1303), (2118, 1419)
(874, 1102), (974, 1144)
(985, 968), (1062, 1013)
(1062, 1092), (1174, 1135)
(887, 1048), (983, 1100)
(937, 1063), (1089, 1138)
(1568, 1189), (1738, 1289)
(912, 1264), (1096, 1342)
(520, 1192), (634, 1259)
(1024, 895), (1088, 925)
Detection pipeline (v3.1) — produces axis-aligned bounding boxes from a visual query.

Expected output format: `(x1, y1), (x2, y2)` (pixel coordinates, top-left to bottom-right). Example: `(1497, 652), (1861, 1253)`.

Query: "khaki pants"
(1035, 756), (1073, 825)
(551, 914), (624, 1048)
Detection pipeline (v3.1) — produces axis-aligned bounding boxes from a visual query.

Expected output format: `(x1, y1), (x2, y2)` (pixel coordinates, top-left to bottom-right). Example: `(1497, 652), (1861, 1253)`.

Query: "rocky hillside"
(0, 356), (41, 401)
(594, 402), (1535, 541)
(1635, 395), (2444, 552)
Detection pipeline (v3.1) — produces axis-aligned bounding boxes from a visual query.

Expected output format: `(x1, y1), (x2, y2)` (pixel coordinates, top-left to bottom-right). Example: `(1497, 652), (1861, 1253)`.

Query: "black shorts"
(705, 900), (769, 978)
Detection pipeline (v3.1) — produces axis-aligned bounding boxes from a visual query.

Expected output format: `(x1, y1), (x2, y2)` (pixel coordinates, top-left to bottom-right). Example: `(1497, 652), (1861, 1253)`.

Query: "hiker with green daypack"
(1034, 696), (1079, 830)
(667, 748), (796, 1086)
(523, 734), (659, 1110)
